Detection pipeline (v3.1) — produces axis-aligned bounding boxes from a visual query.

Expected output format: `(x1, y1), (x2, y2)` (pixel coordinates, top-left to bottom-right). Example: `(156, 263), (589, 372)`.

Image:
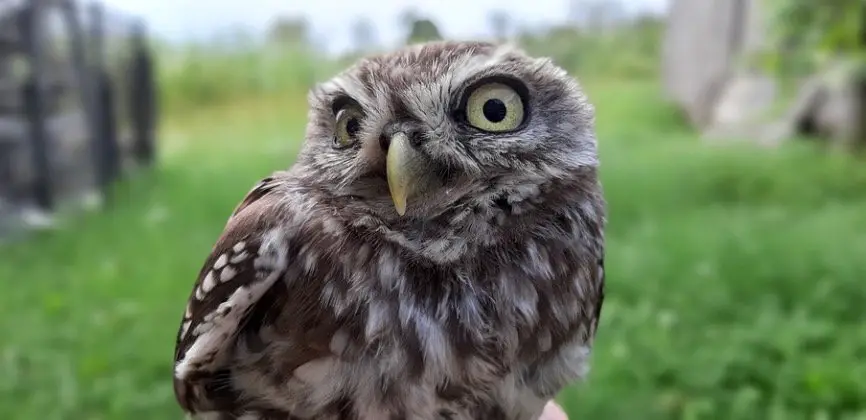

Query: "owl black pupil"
(482, 99), (507, 123)
(346, 118), (360, 136)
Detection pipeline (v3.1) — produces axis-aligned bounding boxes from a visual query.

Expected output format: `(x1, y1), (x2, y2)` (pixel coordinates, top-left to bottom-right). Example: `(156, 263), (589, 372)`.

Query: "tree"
(399, 10), (442, 44)
(488, 10), (512, 40)
(266, 16), (309, 47)
(399, 9), (419, 29)
(351, 17), (378, 52)
(567, 0), (627, 32)
(407, 19), (442, 44)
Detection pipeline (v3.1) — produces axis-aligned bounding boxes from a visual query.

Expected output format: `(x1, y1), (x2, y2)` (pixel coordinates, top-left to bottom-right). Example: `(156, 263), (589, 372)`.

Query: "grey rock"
(662, 0), (762, 129)
(783, 60), (862, 149)
(703, 72), (777, 140)
(664, 0), (863, 149)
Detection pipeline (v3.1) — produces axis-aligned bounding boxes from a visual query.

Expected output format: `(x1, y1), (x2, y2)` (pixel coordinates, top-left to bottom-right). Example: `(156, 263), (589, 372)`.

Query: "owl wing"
(172, 176), (325, 413)
(521, 217), (606, 399)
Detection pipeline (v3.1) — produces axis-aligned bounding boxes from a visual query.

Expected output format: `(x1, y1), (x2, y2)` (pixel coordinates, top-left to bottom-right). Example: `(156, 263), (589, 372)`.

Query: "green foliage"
(405, 18), (443, 44)
(155, 43), (339, 114)
(2, 43), (866, 418)
(266, 16), (310, 46)
(518, 14), (666, 80)
(764, 0), (866, 76)
(152, 15), (664, 115)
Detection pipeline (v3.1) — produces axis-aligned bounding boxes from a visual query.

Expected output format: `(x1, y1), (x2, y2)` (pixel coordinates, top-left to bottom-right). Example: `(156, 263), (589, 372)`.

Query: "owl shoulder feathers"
(172, 175), (334, 413)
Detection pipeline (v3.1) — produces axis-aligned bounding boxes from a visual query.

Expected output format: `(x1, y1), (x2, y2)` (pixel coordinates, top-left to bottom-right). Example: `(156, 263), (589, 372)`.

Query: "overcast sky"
(100, 0), (669, 53)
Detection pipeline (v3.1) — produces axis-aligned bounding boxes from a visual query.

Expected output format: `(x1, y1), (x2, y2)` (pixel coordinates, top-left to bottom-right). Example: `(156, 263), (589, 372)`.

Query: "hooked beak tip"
(393, 200), (407, 216)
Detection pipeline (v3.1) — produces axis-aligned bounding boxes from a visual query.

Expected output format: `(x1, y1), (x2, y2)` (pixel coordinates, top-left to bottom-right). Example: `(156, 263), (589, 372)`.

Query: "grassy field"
(2, 45), (866, 419)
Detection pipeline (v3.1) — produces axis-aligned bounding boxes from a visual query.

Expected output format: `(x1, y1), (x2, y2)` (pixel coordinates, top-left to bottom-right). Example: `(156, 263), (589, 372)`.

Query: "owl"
(172, 41), (606, 420)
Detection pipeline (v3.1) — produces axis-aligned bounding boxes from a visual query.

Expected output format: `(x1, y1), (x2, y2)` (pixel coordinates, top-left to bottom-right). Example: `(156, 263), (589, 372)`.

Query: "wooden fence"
(0, 0), (156, 240)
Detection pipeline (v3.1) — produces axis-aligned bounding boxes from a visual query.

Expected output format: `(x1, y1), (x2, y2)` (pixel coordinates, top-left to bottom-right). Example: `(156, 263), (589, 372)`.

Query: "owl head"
(294, 41), (598, 251)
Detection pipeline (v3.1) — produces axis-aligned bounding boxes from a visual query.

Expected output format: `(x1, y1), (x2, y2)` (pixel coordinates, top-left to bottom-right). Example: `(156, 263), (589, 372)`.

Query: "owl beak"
(386, 132), (421, 216)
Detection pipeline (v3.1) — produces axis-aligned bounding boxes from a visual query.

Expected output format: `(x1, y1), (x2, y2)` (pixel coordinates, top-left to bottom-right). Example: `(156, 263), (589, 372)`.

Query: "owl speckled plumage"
(173, 41), (606, 420)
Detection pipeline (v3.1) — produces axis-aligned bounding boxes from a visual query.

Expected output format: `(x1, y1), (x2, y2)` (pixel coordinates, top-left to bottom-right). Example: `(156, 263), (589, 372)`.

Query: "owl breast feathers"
(173, 41), (606, 420)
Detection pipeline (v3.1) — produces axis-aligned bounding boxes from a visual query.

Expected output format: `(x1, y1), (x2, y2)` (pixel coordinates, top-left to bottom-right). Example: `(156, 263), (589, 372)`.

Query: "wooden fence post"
(129, 20), (156, 167)
(88, 1), (119, 191)
(22, 0), (52, 211)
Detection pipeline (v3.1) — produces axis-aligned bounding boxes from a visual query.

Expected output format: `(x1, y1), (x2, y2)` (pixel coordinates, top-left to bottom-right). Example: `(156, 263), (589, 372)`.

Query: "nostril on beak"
(379, 134), (390, 152)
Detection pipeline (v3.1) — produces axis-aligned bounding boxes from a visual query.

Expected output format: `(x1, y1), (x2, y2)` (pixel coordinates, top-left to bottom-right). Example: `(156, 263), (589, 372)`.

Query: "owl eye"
(334, 106), (363, 149)
(464, 82), (525, 133)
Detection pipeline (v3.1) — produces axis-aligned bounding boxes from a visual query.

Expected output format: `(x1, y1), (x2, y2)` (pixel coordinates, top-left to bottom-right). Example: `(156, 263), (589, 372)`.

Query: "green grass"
(3, 66), (866, 419)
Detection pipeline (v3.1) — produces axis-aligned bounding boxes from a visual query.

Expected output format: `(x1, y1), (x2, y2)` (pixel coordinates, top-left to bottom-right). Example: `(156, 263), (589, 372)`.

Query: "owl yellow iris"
(334, 107), (363, 148)
(465, 82), (525, 132)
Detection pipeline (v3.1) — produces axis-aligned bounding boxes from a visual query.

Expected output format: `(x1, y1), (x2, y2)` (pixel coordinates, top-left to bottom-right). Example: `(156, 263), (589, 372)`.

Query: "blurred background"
(1, 0), (865, 418)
